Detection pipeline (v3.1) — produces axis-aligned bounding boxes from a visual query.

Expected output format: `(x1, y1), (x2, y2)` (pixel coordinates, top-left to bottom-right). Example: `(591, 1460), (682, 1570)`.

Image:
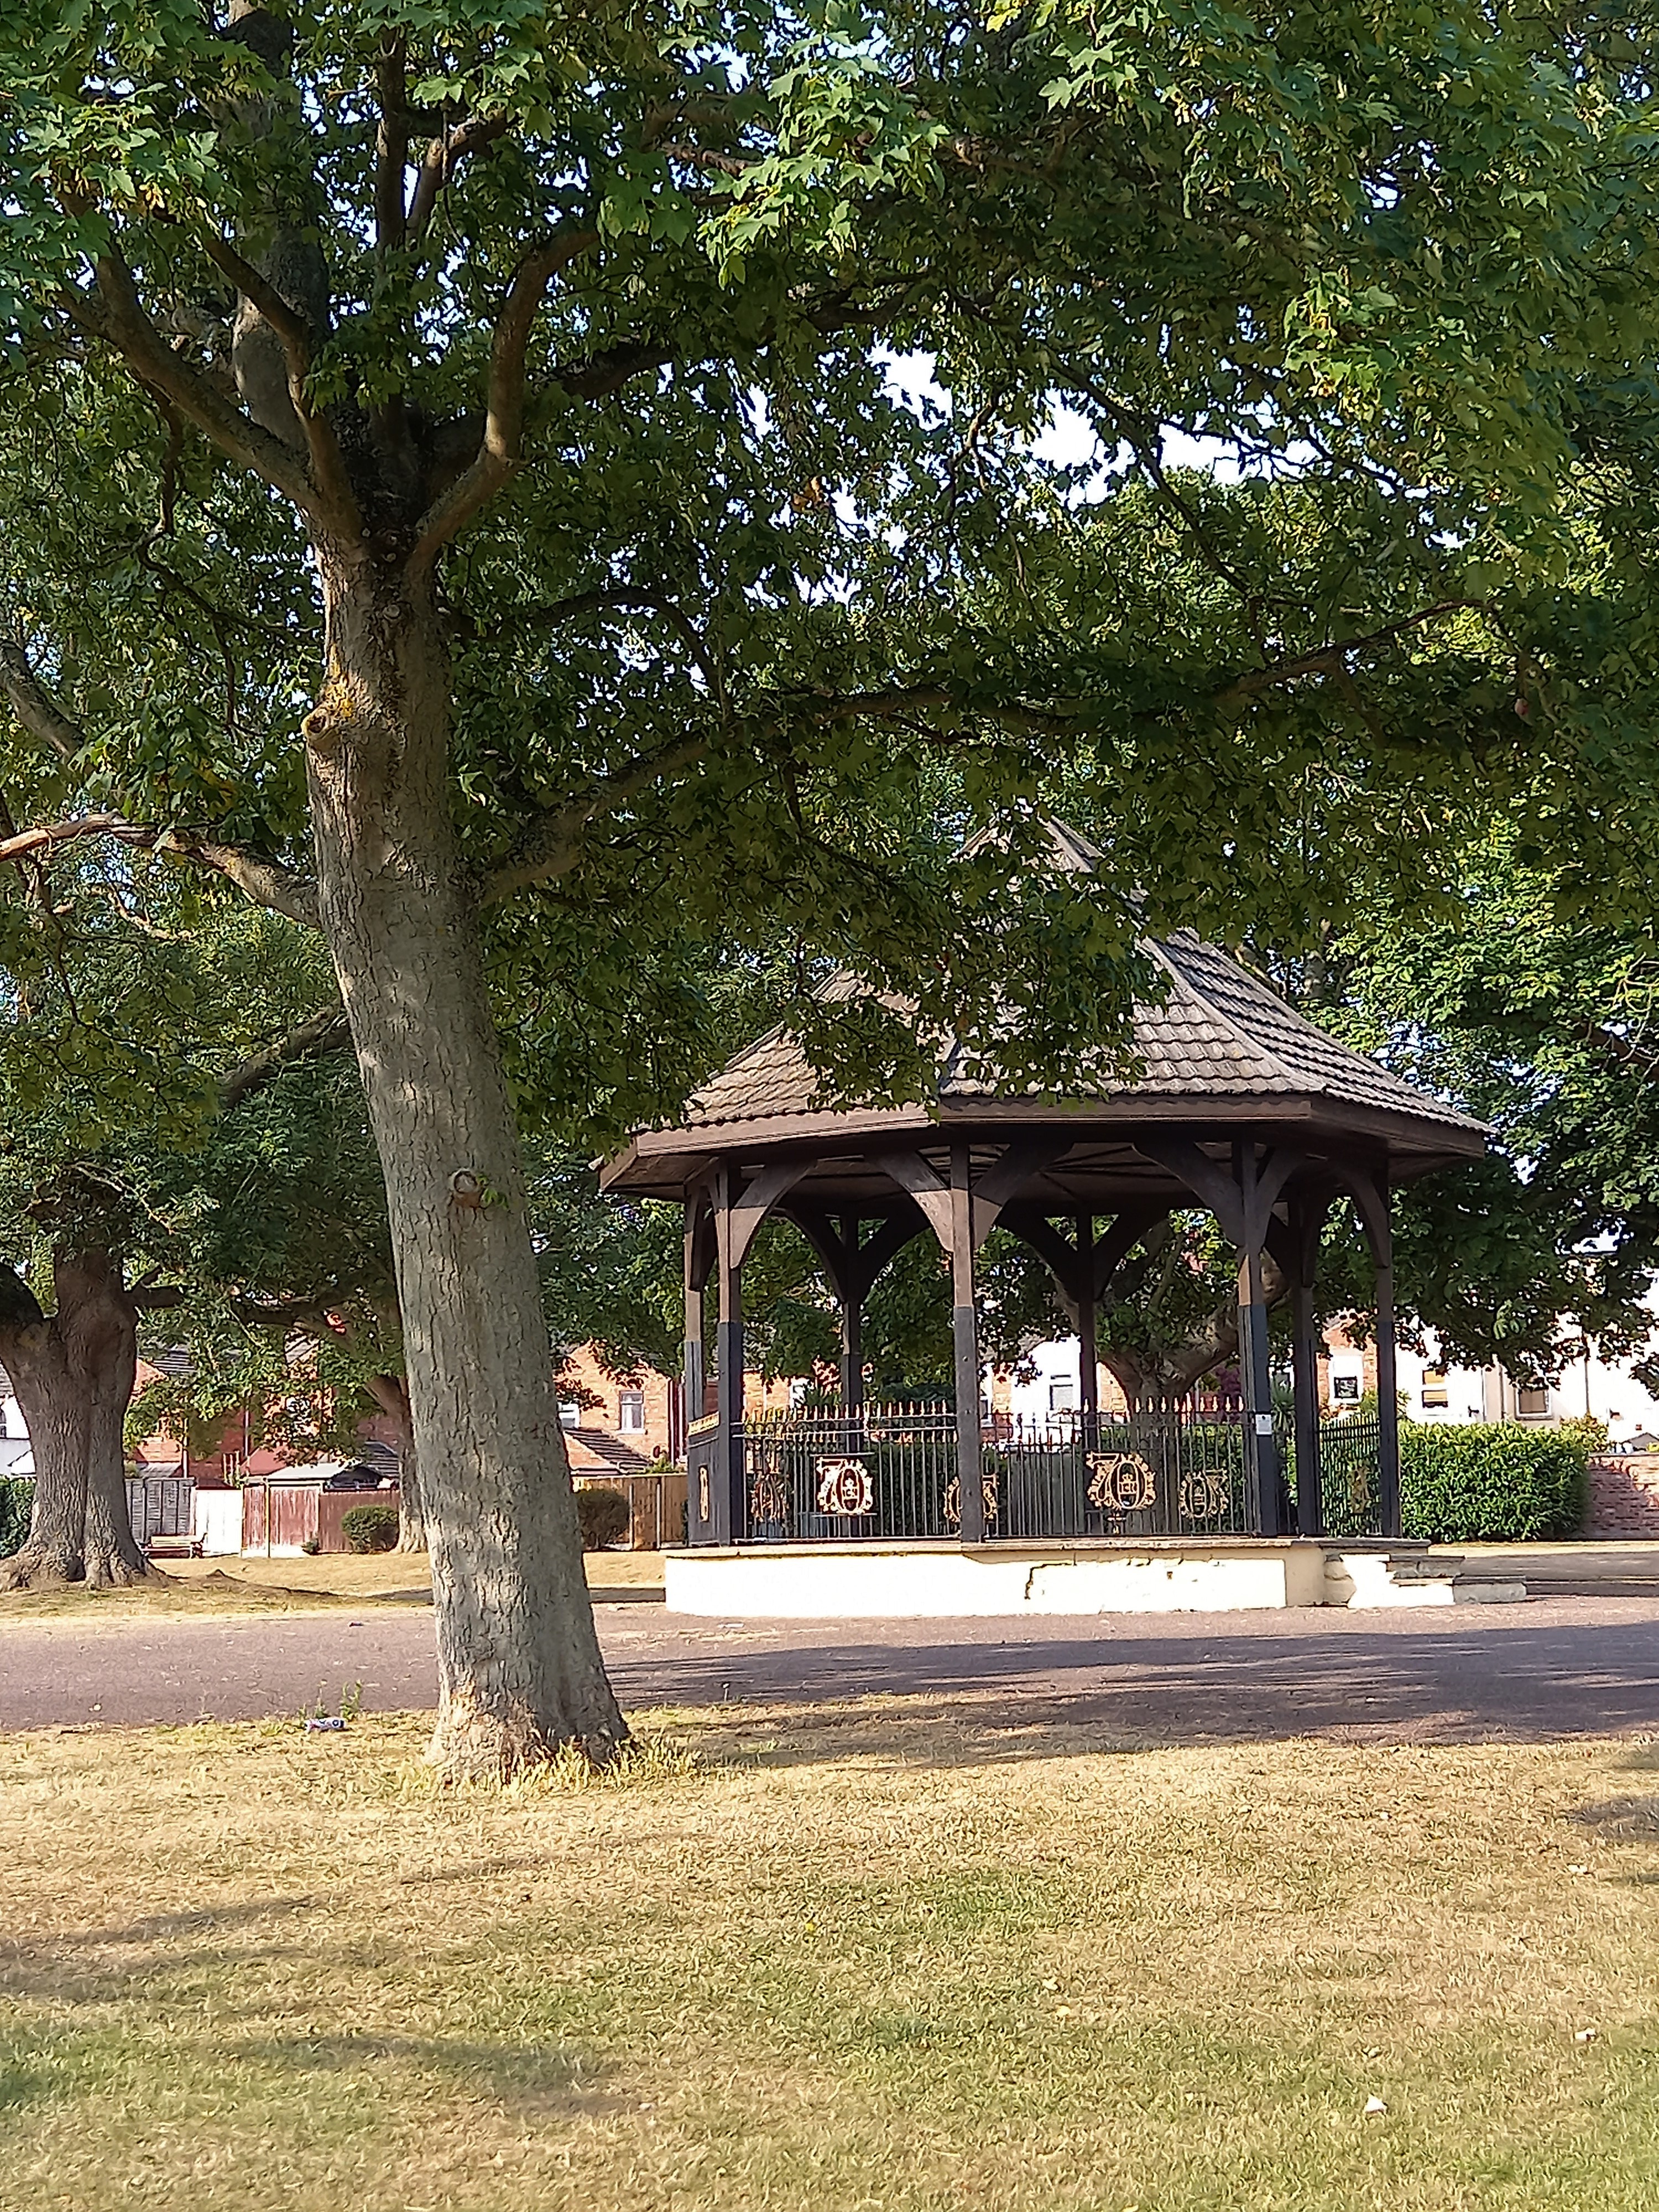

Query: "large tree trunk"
(72, 1255), (149, 1588)
(0, 1249), (152, 1590)
(304, 547), (624, 1777)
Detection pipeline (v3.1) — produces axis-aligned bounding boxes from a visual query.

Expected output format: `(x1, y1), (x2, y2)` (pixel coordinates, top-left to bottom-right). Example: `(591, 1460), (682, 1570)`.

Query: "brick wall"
(1587, 1454), (1659, 1537)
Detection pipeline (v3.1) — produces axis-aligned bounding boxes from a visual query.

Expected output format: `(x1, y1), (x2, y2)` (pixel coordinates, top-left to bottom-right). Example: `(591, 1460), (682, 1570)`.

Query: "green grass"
(3, 1701), (1659, 2209)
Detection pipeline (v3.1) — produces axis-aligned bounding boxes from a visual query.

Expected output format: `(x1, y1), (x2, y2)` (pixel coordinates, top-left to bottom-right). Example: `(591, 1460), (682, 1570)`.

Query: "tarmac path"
(3, 1593), (1659, 1744)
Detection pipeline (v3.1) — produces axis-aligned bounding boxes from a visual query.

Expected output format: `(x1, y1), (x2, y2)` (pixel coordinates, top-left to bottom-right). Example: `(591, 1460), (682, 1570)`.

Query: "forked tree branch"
(64, 243), (326, 522)
(409, 222), (599, 567)
(0, 814), (320, 931)
(484, 733), (709, 901)
(195, 232), (361, 533)
(1211, 601), (1483, 709)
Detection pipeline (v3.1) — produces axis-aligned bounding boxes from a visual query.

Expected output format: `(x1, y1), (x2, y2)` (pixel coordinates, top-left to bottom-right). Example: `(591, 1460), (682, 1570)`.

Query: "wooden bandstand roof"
(603, 830), (1485, 1213)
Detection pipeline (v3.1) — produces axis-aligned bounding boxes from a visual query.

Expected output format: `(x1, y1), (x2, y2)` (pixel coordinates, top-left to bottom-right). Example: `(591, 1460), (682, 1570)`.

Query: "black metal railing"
(1314, 1411), (1383, 1539)
(733, 1398), (1387, 1545)
(741, 1401), (1282, 1543)
(744, 1401), (959, 1541)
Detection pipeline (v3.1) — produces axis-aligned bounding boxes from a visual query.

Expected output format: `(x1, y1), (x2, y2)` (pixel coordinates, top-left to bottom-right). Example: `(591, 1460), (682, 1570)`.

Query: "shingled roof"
(603, 822), (1485, 1202)
(679, 930), (1479, 1135)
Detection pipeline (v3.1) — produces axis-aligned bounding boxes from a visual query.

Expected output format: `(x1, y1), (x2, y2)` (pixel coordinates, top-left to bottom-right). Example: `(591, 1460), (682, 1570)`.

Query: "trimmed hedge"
(341, 1503), (400, 1554)
(576, 1484), (631, 1551)
(1400, 1422), (1588, 1543)
(0, 1475), (29, 1559)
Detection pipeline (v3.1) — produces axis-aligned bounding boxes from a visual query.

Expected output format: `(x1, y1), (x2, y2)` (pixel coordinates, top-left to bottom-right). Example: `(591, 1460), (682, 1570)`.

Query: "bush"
(1401, 1422), (1589, 1543)
(576, 1484), (631, 1551)
(0, 1476), (30, 1559)
(300, 1537), (321, 1557)
(340, 1504), (399, 1554)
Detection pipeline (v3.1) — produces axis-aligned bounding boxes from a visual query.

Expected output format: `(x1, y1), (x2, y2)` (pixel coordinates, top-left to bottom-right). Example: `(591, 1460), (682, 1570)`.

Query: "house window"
(1421, 1370), (1449, 1409)
(1331, 1374), (1361, 1405)
(619, 1390), (645, 1433)
(1517, 1386), (1550, 1418)
(1048, 1379), (1076, 1413)
(558, 1401), (581, 1430)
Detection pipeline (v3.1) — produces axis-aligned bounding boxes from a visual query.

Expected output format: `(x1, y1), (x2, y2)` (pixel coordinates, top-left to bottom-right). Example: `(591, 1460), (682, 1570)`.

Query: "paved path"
(4, 1595), (1659, 1743)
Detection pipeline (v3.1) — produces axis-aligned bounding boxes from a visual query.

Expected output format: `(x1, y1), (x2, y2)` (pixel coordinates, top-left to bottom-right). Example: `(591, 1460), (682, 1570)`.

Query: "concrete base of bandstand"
(664, 1539), (1528, 1618)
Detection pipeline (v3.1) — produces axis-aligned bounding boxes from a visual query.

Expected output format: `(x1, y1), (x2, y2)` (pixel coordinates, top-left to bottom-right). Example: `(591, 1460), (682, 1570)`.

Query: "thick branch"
(1212, 603), (1481, 710)
(68, 244), (324, 520)
(409, 224), (599, 567)
(196, 231), (360, 533)
(220, 1005), (351, 1108)
(0, 645), (81, 760)
(156, 835), (320, 931)
(485, 733), (709, 902)
(374, 34), (410, 259)
(406, 114), (513, 243)
(0, 813), (319, 931)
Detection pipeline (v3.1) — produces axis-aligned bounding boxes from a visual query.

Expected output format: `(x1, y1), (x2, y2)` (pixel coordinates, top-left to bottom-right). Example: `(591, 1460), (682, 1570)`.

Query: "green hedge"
(1400, 1423), (1588, 1543)
(576, 1485), (631, 1551)
(0, 1475), (29, 1558)
(340, 1502), (400, 1554)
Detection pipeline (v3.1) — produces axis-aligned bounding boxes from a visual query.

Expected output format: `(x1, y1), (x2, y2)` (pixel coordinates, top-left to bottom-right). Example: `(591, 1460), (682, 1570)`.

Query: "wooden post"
(713, 1165), (745, 1546)
(1289, 1194), (1324, 1538)
(950, 1141), (984, 1543)
(1075, 1214), (1098, 1431)
(1373, 1196), (1401, 1540)
(1235, 1142), (1283, 1537)
(836, 1221), (863, 1407)
(682, 1198), (705, 1438)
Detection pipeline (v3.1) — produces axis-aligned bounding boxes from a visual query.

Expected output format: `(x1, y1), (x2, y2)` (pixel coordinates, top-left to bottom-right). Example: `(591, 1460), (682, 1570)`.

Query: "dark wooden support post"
(683, 1200), (707, 1427)
(1235, 1142), (1284, 1537)
(712, 1165), (746, 1547)
(1342, 1160), (1401, 1541)
(1286, 1194), (1325, 1538)
(1373, 1192), (1401, 1540)
(1075, 1214), (1098, 1431)
(840, 1240), (865, 1411)
(950, 1141), (985, 1543)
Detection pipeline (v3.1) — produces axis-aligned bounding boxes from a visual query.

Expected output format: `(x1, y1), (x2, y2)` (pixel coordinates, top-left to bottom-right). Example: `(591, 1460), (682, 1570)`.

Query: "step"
(1324, 1548), (1526, 1609)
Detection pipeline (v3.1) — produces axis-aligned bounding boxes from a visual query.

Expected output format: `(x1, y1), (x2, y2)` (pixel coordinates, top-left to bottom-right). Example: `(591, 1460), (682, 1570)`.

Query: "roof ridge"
(1139, 932), (1302, 1086)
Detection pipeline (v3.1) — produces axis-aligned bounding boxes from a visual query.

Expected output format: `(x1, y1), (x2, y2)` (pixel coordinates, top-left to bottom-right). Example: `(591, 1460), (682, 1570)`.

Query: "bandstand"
(602, 831), (1492, 1615)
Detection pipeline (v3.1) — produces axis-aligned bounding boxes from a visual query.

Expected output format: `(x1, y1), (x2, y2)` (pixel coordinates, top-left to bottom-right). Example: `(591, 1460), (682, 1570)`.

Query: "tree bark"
(71, 1254), (149, 1587)
(304, 546), (624, 1776)
(0, 1267), (86, 1588)
(0, 1249), (152, 1589)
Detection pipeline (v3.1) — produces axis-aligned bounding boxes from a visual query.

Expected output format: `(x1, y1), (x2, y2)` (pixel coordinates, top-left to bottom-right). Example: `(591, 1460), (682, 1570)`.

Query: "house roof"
(603, 821), (1485, 1204)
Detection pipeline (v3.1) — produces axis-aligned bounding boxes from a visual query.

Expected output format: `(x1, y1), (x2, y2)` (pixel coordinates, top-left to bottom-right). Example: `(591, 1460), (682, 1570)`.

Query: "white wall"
(0, 1391), (31, 1475)
(192, 1488), (244, 1556)
(1391, 1331), (1659, 1444)
(1006, 1339), (1084, 1425)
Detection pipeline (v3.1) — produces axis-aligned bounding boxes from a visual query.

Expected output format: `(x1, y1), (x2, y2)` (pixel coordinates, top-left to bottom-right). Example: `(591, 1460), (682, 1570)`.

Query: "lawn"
(0, 1546), (662, 1620)
(3, 1703), (1658, 2211)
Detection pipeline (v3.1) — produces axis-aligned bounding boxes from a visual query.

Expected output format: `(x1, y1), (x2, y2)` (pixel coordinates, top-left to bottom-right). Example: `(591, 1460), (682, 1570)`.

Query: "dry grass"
(0, 1547), (663, 1623)
(4, 1699), (1659, 2211)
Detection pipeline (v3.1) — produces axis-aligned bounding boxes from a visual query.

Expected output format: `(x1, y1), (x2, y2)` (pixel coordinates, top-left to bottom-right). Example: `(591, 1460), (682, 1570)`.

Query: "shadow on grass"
(613, 1610), (1659, 1756)
(226, 2030), (617, 2115)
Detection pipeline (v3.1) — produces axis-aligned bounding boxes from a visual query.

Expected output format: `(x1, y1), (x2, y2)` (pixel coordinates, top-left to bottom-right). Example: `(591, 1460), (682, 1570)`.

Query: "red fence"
(241, 1480), (401, 1553)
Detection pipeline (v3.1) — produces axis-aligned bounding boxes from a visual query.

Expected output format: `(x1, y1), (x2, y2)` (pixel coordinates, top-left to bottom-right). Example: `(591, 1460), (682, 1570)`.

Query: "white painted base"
(666, 1541), (1335, 1618)
(664, 1542), (1531, 1618)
